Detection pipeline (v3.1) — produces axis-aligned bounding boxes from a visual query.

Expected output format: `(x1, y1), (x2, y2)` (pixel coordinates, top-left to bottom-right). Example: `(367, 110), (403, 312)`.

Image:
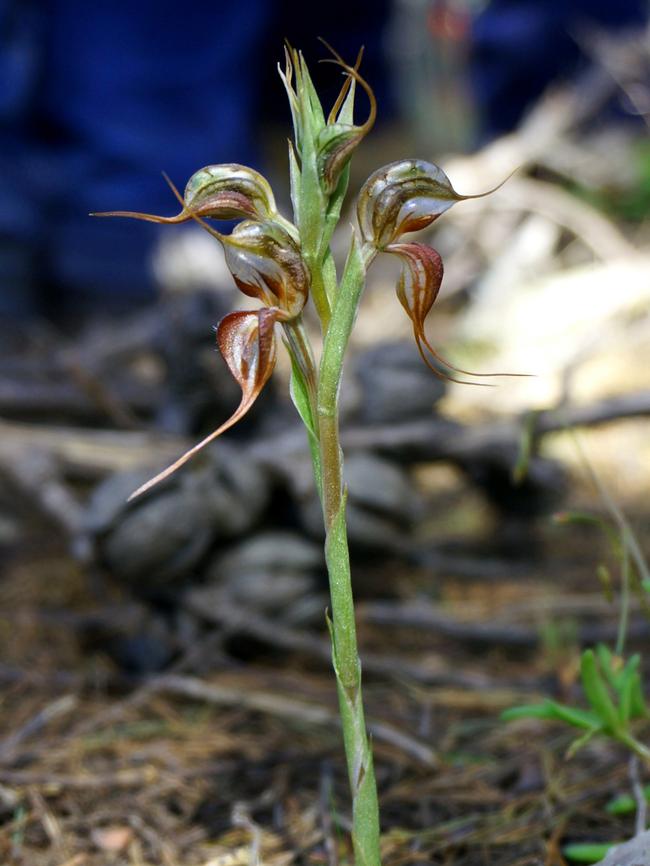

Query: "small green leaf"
(502, 700), (600, 731)
(321, 249), (338, 306)
(617, 655), (640, 725)
(581, 649), (621, 734)
(298, 139), (326, 257)
(299, 55), (326, 131)
(606, 793), (636, 815)
(548, 702), (601, 731)
(288, 353), (321, 496)
(566, 728), (598, 759)
(294, 56), (327, 262)
(289, 354), (316, 437)
(595, 644), (629, 693)
(630, 675), (648, 719)
(278, 49), (302, 151)
(553, 510), (602, 528)
(501, 704), (554, 722)
(324, 608), (336, 657)
(288, 140), (301, 226)
(336, 72), (356, 125)
(596, 564), (614, 603)
(563, 842), (618, 863)
(513, 410), (540, 484)
(319, 163), (351, 260)
(606, 784), (650, 815)
(596, 642), (614, 670)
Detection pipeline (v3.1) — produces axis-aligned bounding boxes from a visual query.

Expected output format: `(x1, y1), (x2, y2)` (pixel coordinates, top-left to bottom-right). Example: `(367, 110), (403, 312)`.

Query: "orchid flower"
(97, 163), (279, 225)
(94, 168), (312, 499)
(129, 308), (279, 500)
(358, 159), (524, 384)
(94, 46), (519, 866)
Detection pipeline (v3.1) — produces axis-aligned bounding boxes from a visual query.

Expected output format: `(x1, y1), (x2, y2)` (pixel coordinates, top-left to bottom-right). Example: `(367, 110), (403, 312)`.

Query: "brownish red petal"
(128, 309), (278, 500)
(387, 242), (490, 386)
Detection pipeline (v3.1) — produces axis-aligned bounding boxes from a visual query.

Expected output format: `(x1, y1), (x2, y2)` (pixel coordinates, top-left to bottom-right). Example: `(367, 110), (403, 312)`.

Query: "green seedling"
(506, 647), (650, 862)
(503, 645), (649, 761)
(94, 43), (515, 864)
(506, 494), (650, 862)
(510, 504), (650, 760)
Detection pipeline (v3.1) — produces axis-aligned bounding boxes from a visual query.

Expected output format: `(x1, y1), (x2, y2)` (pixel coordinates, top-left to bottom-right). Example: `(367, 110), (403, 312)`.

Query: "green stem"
(315, 236), (381, 866)
(620, 733), (650, 765)
(616, 534), (631, 656)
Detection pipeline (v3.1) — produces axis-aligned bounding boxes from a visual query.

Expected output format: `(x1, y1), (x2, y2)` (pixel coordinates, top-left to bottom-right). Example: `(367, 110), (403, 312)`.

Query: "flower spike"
(92, 163), (278, 225)
(128, 308), (278, 501)
(91, 43), (529, 866)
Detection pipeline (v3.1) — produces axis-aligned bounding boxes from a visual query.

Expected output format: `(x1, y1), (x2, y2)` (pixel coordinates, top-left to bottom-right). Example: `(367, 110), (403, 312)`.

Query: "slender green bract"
(98, 42), (508, 865)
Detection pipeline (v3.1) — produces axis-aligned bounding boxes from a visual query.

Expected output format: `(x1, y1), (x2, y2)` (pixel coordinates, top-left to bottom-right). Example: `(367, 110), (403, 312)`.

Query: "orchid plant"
(95, 43), (509, 866)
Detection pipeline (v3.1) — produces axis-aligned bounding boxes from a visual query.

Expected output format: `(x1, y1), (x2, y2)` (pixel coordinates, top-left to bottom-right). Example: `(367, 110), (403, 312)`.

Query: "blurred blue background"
(0, 0), (646, 321)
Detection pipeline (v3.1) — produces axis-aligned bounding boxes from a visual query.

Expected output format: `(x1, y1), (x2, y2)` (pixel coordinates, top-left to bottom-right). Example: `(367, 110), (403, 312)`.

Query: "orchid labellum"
(387, 242), (498, 385)
(128, 308), (279, 501)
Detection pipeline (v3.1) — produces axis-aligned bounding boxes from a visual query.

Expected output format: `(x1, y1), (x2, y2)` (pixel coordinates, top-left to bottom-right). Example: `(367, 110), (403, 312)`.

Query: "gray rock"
(354, 341), (446, 424)
(299, 453), (421, 551)
(102, 488), (214, 584)
(84, 468), (157, 534)
(206, 531), (323, 617)
(226, 570), (315, 613)
(344, 501), (412, 551)
(91, 442), (271, 586)
(190, 442), (270, 535)
(344, 452), (417, 519)
(594, 831), (650, 866)
(211, 531), (323, 579)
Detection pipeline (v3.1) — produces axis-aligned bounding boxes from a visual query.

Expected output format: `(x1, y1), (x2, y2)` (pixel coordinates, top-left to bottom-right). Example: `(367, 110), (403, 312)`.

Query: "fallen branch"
(147, 673), (438, 767)
(361, 600), (650, 648)
(1, 390), (647, 480)
(182, 591), (538, 690)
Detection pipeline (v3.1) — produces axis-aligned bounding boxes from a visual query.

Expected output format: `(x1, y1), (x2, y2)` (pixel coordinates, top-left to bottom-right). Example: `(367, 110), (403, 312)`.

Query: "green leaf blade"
(581, 649), (621, 734)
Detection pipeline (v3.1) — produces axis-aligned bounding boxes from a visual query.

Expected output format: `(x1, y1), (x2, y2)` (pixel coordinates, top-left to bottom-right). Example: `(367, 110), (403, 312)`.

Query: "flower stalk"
(317, 239), (380, 866)
(94, 43), (512, 865)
